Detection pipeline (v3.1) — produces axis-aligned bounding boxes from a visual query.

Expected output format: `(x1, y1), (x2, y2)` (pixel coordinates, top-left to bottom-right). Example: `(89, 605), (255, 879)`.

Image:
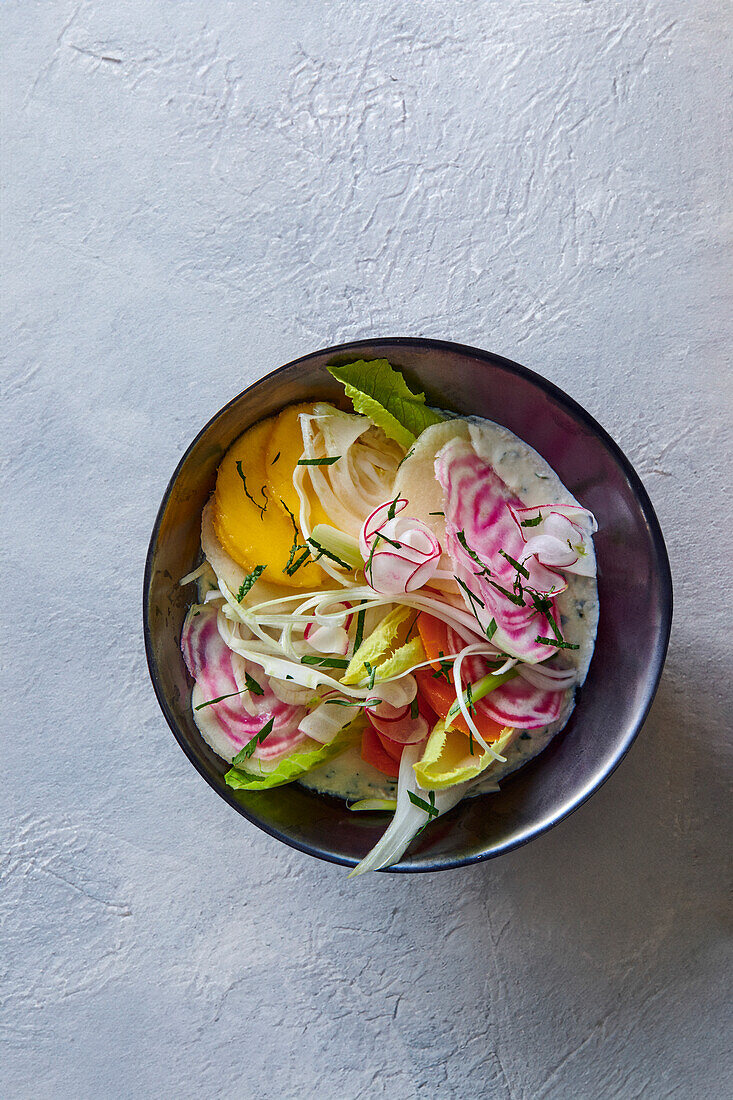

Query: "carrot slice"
(415, 668), (505, 742)
(361, 724), (401, 778)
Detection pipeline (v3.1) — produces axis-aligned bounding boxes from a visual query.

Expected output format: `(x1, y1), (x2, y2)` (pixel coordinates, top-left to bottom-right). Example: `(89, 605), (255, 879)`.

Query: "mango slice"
(213, 415), (323, 589)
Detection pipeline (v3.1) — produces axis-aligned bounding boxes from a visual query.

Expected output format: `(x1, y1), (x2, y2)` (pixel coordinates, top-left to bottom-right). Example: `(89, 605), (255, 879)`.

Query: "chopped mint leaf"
(236, 565), (266, 602)
(300, 655), (350, 668)
(235, 460), (267, 519)
(297, 456), (340, 466)
(231, 716), (275, 762)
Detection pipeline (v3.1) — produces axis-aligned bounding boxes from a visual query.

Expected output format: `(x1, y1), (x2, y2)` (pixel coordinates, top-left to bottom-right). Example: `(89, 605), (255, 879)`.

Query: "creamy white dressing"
(299, 413), (599, 803)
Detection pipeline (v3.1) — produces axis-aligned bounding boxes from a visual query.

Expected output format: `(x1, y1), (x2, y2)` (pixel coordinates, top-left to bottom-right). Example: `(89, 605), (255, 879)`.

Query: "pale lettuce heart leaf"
(327, 359), (445, 448)
(413, 721), (516, 790)
(342, 604), (415, 685)
(224, 722), (361, 791)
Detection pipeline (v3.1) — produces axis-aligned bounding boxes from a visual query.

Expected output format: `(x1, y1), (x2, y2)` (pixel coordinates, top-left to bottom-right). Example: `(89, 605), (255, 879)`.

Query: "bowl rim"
(143, 337), (673, 872)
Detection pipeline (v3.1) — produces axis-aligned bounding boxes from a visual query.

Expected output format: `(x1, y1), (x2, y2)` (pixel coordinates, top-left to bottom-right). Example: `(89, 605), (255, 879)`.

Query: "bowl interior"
(144, 339), (671, 871)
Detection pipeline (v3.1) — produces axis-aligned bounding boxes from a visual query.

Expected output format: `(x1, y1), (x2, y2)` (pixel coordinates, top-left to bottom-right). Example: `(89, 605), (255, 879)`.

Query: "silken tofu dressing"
(299, 414), (599, 803)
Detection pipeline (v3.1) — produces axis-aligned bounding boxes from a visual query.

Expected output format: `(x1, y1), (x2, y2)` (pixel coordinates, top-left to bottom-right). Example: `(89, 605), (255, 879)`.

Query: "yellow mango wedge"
(413, 721), (516, 790)
(213, 415), (324, 589)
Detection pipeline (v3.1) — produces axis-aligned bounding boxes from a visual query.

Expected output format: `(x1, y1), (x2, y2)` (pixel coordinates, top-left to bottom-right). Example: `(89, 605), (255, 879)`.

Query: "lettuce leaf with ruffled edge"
(413, 721), (516, 789)
(224, 721), (362, 791)
(327, 359), (445, 448)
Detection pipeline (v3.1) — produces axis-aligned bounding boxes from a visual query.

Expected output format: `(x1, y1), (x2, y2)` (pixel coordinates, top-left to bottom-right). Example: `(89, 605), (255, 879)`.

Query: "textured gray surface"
(2, 2), (732, 1097)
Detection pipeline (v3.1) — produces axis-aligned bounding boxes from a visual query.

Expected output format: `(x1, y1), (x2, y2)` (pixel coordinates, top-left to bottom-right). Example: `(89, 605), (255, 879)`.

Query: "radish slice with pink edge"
(367, 708), (430, 745)
(509, 504), (597, 579)
(181, 605), (308, 762)
(435, 440), (562, 663)
(359, 502), (442, 596)
(477, 676), (565, 729)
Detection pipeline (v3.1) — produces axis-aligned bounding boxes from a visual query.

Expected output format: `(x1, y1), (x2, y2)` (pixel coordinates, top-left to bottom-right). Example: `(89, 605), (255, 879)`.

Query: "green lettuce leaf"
(327, 359), (445, 448)
(224, 721), (361, 791)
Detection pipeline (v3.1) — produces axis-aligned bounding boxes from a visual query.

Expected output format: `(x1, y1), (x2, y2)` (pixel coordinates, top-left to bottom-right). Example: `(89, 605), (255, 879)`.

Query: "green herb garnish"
(280, 497), (308, 574)
(286, 548), (312, 576)
(428, 511), (445, 516)
(485, 618), (498, 641)
(306, 537), (353, 572)
(498, 548), (530, 579)
(519, 731), (531, 740)
(353, 603), (366, 654)
(297, 456), (340, 466)
(195, 689), (245, 711)
(386, 495), (401, 520)
(488, 579), (526, 607)
(231, 716), (275, 762)
(271, 451), (281, 465)
(364, 660), (376, 690)
(410, 697), (419, 720)
(457, 530), (491, 576)
(300, 655), (350, 668)
(535, 636), (579, 650)
(236, 565), (266, 602)
(521, 513), (543, 527)
(244, 671), (264, 696)
(409, 789), (439, 828)
(235, 460), (267, 518)
(456, 576), (485, 616)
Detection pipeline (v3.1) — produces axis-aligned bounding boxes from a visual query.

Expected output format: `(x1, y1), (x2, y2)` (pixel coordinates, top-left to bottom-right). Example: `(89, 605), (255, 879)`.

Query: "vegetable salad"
(180, 361), (598, 874)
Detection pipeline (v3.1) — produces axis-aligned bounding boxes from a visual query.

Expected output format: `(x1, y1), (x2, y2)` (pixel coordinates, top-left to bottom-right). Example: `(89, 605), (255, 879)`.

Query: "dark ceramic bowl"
(144, 338), (672, 872)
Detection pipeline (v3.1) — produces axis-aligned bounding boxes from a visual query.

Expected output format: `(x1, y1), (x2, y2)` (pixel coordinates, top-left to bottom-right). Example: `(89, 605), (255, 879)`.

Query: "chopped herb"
(280, 497), (308, 574)
(498, 548), (530, 579)
(300, 655), (350, 668)
(431, 650), (452, 683)
(353, 603), (366, 653)
(235, 460), (267, 518)
(236, 565), (266, 602)
(306, 537), (353, 572)
(364, 660), (376, 690)
(244, 671), (264, 696)
(404, 612), (420, 643)
(519, 732), (531, 740)
(297, 456), (340, 466)
(409, 789), (438, 825)
(428, 511), (445, 516)
(286, 548), (312, 576)
(535, 636), (579, 650)
(374, 531), (402, 550)
(410, 697), (419, 720)
(489, 579), (526, 607)
(325, 696), (382, 708)
(485, 618), (498, 641)
(386, 495), (401, 521)
(271, 451), (281, 465)
(468, 730), (475, 755)
(193, 610), (200, 617)
(231, 716), (275, 762)
(457, 530), (491, 576)
(521, 513), (543, 528)
(195, 689), (245, 711)
(456, 576), (486, 617)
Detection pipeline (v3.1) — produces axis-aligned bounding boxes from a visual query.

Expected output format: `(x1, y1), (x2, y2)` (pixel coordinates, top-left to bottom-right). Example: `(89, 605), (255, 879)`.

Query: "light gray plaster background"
(2, 2), (731, 1098)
